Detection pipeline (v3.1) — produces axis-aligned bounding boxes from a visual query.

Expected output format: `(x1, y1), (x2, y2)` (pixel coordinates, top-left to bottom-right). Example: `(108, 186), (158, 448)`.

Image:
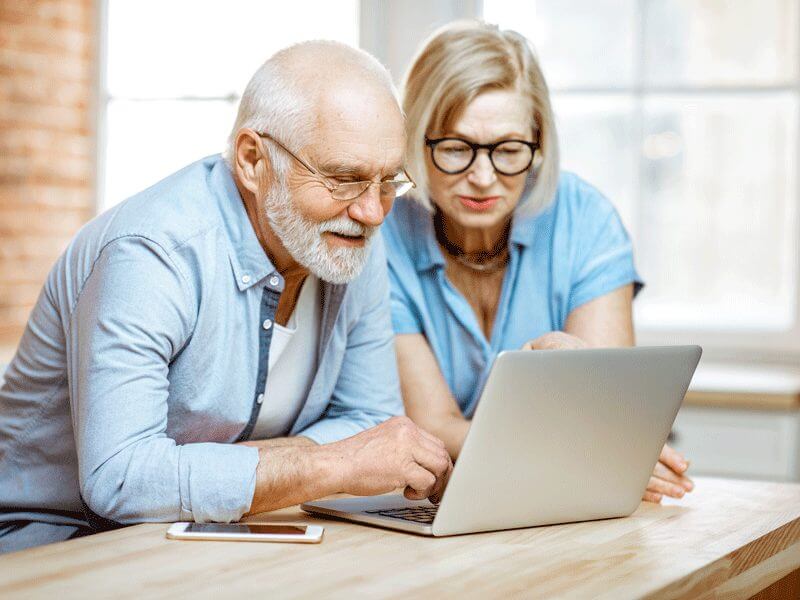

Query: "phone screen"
(184, 523), (308, 535)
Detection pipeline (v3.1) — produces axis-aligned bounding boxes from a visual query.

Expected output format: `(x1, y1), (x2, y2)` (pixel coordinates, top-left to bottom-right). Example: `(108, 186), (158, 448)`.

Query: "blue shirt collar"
(209, 157), (279, 292)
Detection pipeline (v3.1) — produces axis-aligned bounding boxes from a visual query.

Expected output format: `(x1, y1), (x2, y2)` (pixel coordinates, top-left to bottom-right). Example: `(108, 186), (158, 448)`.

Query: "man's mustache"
(319, 217), (375, 239)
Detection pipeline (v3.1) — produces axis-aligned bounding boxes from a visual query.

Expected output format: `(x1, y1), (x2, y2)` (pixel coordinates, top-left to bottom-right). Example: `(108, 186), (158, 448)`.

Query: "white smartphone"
(166, 522), (324, 543)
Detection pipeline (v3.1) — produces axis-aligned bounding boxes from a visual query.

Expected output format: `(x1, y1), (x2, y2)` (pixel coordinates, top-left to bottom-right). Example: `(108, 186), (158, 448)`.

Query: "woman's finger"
(646, 475), (686, 498)
(659, 444), (689, 474)
(654, 461), (694, 491)
(642, 490), (663, 503)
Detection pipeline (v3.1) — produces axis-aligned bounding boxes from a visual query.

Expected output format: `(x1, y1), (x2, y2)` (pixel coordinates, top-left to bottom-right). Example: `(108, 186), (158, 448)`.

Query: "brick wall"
(0, 0), (96, 347)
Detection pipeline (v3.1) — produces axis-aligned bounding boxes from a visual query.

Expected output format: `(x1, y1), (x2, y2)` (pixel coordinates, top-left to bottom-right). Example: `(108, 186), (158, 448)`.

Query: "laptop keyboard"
(365, 505), (438, 524)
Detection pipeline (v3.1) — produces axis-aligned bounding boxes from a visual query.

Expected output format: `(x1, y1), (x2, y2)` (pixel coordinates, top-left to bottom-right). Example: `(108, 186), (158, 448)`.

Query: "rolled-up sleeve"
(66, 236), (259, 524)
(299, 235), (403, 444)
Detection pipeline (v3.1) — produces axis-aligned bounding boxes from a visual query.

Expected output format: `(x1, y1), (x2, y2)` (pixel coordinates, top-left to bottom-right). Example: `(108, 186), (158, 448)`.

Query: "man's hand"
(643, 444), (694, 503)
(329, 416), (452, 503)
(521, 332), (589, 351)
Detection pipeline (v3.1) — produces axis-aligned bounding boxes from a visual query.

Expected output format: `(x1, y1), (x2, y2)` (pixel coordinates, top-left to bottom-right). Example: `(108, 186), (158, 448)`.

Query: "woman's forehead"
(445, 90), (534, 140)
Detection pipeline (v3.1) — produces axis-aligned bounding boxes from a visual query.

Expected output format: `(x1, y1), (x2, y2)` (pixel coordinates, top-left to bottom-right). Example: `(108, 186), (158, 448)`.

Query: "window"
(484, 0), (800, 357)
(100, 0), (359, 211)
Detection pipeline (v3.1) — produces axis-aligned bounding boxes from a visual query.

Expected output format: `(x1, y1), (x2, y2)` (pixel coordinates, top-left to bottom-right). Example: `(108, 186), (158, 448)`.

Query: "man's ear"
(233, 129), (275, 195)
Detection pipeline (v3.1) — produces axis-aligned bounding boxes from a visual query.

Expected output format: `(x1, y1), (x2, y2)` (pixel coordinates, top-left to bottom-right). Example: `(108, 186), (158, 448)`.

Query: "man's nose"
(466, 151), (496, 188)
(347, 183), (388, 228)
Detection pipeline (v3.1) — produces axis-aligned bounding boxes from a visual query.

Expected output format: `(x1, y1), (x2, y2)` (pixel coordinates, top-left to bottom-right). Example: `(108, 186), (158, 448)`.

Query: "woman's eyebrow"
(446, 131), (532, 141)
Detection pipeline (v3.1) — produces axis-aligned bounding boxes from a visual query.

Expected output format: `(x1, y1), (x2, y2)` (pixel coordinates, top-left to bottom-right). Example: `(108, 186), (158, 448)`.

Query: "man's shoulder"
(100, 155), (226, 249)
(54, 156), (233, 302)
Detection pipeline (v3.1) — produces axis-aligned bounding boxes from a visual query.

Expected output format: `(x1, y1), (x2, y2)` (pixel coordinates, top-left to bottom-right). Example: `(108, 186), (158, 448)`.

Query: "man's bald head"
(224, 41), (400, 168)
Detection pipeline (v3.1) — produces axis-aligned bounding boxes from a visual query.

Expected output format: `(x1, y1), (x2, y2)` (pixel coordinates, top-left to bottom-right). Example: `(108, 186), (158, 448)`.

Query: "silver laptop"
(302, 345), (702, 537)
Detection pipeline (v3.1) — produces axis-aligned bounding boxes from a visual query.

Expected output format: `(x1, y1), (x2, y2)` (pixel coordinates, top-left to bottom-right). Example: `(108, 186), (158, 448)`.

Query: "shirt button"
(262, 319), (273, 330)
(256, 393), (264, 404)
(241, 274), (251, 284)
(269, 275), (280, 287)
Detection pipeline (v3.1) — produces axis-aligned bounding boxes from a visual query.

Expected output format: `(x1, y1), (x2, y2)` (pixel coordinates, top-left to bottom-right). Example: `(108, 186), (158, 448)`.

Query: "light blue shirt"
(0, 155), (401, 531)
(383, 172), (643, 417)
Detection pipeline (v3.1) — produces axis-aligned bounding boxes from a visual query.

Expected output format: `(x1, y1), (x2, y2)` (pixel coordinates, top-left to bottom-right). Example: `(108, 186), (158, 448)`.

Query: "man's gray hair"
(223, 40), (399, 176)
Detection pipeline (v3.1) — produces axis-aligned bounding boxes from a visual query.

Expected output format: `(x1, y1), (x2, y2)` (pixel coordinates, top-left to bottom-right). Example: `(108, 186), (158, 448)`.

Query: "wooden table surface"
(1, 477), (798, 599)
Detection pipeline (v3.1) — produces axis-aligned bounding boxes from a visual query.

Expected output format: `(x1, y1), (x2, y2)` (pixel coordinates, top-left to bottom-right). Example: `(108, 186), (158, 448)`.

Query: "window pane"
(643, 0), (799, 87)
(551, 93), (637, 229)
(483, 0), (637, 89)
(635, 94), (798, 330)
(104, 100), (237, 209)
(106, 0), (359, 98)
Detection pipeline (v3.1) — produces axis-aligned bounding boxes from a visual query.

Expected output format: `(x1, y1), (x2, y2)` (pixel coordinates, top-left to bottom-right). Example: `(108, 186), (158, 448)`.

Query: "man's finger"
(413, 431), (451, 466)
(403, 465), (437, 499)
(416, 426), (447, 449)
(429, 458), (453, 504)
(647, 475), (685, 498)
(654, 461), (694, 491)
(412, 443), (451, 480)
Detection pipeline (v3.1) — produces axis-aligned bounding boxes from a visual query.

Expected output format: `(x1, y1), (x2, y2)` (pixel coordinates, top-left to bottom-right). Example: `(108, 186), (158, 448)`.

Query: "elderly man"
(0, 41), (451, 553)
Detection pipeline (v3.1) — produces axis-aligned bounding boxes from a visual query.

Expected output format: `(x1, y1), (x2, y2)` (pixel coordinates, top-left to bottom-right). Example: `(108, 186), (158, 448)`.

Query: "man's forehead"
(300, 83), (405, 176)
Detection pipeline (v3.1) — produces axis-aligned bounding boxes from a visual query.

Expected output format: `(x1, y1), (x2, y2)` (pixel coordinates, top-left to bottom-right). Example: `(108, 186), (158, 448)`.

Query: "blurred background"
(1, 0), (799, 481)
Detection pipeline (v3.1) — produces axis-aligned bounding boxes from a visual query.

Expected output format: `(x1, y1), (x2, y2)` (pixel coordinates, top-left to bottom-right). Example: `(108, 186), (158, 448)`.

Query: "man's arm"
(67, 237), (260, 524)
(246, 416), (452, 515)
(239, 437), (316, 449)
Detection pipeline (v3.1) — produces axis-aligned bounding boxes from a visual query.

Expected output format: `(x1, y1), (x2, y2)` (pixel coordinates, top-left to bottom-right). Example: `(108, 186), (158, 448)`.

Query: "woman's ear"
(233, 129), (274, 195)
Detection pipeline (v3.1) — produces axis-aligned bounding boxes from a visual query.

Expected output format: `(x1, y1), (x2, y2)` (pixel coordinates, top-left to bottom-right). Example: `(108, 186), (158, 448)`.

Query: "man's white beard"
(264, 183), (376, 284)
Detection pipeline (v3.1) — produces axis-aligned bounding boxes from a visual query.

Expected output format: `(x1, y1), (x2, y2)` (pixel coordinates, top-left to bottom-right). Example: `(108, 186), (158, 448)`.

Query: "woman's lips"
(457, 195), (501, 211)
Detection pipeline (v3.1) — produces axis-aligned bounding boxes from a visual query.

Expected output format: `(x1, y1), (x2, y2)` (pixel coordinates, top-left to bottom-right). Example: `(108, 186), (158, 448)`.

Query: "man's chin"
(305, 250), (369, 285)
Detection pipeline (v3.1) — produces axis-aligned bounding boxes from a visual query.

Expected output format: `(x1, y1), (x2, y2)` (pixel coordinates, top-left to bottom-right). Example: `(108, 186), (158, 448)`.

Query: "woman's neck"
(434, 210), (511, 257)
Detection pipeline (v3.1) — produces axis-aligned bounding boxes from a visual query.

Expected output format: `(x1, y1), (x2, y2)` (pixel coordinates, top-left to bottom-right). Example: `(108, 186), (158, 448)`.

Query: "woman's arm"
(395, 333), (470, 460)
(564, 284), (635, 346)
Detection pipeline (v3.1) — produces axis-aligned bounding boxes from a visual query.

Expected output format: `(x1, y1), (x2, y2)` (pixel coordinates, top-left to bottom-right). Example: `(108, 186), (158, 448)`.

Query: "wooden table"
(1, 477), (798, 599)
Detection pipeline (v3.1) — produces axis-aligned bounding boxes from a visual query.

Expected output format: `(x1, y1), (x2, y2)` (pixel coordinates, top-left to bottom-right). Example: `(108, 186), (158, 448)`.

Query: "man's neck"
(234, 176), (309, 281)
(234, 176), (310, 326)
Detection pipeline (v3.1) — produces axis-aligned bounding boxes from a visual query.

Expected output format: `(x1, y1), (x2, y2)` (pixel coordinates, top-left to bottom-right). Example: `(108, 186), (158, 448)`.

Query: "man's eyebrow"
(382, 164), (405, 181)
(318, 161), (371, 178)
(319, 160), (405, 180)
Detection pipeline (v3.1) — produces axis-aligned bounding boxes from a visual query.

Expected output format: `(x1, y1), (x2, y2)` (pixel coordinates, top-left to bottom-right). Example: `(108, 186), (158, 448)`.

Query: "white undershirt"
(251, 275), (321, 440)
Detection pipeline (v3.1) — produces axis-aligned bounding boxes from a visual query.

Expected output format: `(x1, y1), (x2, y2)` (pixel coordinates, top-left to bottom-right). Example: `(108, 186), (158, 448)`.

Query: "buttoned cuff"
(178, 443), (260, 522)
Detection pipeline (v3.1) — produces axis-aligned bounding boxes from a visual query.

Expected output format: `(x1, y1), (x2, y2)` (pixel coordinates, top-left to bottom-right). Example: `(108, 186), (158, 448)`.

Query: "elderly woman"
(383, 21), (692, 503)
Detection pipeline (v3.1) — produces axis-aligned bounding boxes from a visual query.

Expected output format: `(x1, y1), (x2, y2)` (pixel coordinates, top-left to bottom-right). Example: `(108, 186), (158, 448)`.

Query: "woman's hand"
(643, 444), (694, 503)
(521, 331), (589, 350)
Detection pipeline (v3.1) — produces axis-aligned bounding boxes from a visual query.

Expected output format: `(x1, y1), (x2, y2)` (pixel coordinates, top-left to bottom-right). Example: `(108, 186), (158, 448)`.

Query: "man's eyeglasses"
(425, 136), (539, 176)
(256, 132), (415, 201)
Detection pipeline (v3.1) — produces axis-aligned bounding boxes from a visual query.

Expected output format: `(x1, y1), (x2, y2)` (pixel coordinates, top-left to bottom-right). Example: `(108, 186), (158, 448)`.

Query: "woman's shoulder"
(512, 172), (625, 251)
(552, 171), (617, 219)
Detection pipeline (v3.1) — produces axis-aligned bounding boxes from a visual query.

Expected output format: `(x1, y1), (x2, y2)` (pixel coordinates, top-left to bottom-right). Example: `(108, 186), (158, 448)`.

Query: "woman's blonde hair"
(402, 20), (559, 216)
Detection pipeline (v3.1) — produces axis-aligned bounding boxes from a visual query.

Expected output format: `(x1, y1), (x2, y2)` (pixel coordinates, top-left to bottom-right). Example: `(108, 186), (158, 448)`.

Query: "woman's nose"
(466, 150), (496, 188)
